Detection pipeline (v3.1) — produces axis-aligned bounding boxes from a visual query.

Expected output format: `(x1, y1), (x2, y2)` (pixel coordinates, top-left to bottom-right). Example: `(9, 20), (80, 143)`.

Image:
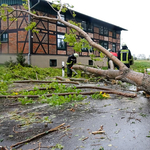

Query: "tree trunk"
(73, 65), (150, 94)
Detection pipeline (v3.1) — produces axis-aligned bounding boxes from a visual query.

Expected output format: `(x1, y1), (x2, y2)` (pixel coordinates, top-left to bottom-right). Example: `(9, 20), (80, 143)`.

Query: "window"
(104, 27), (108, 36)
(50, 59), (57, 67)
(100, 41), (104, 47)
(57, 14), (65, 25)
(81, 44), (93, 52)
(89, 47), (93, 53)
(112, 43), (116, 52)
(87, 23), (93, 32)
(57, 34), (66, 50)
(89, 60), (93, 66)
(112, 30), (116, 38)
(81, 21), (87, 31)
(100, 41), (108, 49)
(103, 42), (108, 49)
(81, 42), (87, 52)
(82, 47), (87, 52)
(1, 33), (8, 42)
(99, 26), (103, 35)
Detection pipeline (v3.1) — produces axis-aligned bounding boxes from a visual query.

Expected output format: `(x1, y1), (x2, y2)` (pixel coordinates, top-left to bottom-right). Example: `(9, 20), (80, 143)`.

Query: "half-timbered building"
(0, 0), (127, 68)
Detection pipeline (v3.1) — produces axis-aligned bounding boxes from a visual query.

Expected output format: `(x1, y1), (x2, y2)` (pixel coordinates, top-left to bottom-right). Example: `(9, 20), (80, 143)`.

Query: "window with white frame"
(57, 34), (66, 50)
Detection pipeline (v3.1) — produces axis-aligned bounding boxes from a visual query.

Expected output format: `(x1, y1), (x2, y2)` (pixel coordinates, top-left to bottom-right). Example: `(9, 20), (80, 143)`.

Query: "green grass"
(0, 64), (86, 106)
(130, 60), (150, 73)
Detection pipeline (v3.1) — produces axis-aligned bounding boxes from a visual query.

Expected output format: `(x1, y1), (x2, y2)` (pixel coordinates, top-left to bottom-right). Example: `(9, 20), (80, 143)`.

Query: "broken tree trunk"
(72, 65), (150, 94)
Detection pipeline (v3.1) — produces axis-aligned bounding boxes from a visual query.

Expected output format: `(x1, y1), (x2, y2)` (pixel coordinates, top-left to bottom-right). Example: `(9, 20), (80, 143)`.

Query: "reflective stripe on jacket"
(66, 61), (73, 65)
(120, 49), (129, 64)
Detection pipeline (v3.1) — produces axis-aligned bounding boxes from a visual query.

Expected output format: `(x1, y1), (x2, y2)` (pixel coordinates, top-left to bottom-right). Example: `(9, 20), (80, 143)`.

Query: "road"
(0, 83), (150, 150)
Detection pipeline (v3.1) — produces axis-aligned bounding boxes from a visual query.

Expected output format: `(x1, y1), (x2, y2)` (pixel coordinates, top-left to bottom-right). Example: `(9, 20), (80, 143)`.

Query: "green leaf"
(1, 4), (8, 7)
(0, 139), (4, 142)
(2, 16), (7, 21)
(56, 144), (64, 149)
(146, 135), (150, 138)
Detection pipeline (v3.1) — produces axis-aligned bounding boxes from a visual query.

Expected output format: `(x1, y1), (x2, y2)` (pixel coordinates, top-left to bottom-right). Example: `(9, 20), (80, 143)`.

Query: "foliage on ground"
(1, 60), (148, 106)
(0, 64), (111, 106)
(91, 91), (110, 99)
(17, 83), (85, 106)
(0, 64), (62, 95)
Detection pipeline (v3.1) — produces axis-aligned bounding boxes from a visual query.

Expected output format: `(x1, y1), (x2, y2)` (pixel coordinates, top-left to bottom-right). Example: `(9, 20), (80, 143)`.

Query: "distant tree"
(137, 54), (146, 60)
(133, 54), (137, 60)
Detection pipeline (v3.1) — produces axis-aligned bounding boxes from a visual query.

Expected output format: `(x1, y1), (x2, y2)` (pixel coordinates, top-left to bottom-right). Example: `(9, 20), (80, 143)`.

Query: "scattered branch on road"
(22, 85), (115, 92)
(10, 123), (65, 148)
(92, 125), (105, 135)
(0, 90), (137, 99)
(56, 76), (89, 83)
(82, 137), (89, 141)
(13, 80), (79, 85)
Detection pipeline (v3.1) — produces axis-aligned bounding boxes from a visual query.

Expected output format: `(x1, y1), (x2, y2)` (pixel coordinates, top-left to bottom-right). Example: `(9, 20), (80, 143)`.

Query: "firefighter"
(117, 43), (132, 68)
(66, 53), (79, 77)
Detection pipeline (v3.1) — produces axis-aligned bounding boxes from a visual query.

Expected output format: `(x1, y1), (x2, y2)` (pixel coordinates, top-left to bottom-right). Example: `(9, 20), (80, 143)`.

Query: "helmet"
(122, 43), (127, 47)
(74, 53), (79, 57)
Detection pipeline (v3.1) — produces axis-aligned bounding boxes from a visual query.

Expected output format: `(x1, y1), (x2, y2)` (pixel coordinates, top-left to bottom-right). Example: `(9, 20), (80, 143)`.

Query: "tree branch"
(10, 123), (65, 148)
(0, 90), (137, 98)
(13, 80), (79, 84)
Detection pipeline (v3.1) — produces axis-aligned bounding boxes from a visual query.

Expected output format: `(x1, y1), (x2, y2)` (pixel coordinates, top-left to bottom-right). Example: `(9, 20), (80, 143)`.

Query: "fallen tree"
(72, 65), (149, 93)
(1, 0), (150, 94)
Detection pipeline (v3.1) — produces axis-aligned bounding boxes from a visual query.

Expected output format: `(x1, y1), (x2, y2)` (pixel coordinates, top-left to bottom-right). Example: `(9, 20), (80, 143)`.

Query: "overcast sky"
(48, 0), (150, 57)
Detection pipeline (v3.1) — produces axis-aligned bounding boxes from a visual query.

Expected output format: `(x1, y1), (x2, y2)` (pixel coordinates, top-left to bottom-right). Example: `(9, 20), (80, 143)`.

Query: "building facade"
(0, 0), (127, 68)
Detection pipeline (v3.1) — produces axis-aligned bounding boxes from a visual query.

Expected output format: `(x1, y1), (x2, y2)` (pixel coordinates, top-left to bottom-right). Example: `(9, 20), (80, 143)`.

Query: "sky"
(48, 0), (150, 58)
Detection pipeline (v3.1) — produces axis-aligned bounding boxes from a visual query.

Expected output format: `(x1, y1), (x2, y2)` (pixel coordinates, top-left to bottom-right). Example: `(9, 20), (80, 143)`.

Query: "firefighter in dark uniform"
(66, 53), (79, 77)
(117, 43), (132, 68)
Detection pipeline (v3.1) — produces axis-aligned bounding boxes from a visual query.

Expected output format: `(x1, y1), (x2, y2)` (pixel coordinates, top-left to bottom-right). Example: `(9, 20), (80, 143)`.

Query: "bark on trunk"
(73, 65), (150, 94)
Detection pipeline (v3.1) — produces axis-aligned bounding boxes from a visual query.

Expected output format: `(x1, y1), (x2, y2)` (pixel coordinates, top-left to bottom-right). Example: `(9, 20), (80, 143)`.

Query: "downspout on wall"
(28, 0), (40, 65)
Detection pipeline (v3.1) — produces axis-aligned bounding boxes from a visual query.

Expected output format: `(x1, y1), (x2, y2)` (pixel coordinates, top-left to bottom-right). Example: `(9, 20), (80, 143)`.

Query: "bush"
(4, 52), (31, 68)
(4, 57), (16, 68)
(16, 52), (26, 66)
